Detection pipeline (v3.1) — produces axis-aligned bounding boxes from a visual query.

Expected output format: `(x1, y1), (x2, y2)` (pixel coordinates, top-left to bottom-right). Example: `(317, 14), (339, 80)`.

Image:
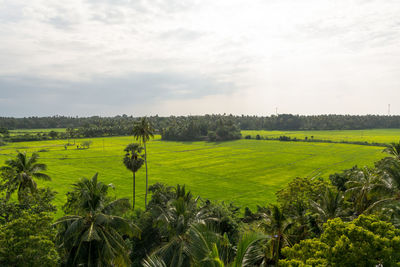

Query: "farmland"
(0, 132), (388, 216)
(242, 129), (400, 144)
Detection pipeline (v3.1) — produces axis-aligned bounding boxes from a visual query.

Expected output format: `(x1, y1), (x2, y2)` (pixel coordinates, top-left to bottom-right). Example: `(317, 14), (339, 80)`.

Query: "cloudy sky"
(0, 0), (399, 117)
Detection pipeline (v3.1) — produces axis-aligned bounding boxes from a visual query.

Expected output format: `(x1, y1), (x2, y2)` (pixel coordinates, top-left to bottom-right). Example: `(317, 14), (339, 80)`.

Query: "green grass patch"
(0, 134), (387, 217)
(242, 129), (400, 144)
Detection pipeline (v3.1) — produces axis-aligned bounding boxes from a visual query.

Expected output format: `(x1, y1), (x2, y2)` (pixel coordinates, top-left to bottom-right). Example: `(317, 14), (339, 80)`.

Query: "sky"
(0, 0), (399, 117)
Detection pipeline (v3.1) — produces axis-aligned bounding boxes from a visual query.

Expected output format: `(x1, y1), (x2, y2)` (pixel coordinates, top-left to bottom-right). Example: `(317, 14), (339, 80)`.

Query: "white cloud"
(0, 0), (399, 116)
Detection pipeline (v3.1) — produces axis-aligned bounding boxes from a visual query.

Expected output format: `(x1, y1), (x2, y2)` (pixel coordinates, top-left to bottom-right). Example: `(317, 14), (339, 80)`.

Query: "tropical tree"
(365, 157), (400, 212)
(0, 152), (51, 202)
(55, 173), (139, 266)
(123, 143), (144, 209)
(310, 187), (346, 224)
(383, 141), (400, 160)
(258, 204), (292, 264)
(148, 185), (214, 267)
(132, 117), (155, 207)
(143, 223), (266, 267)
(345, 167), (386, 216)
(0, 212), (59, 267)
(281, 215), (400, 266)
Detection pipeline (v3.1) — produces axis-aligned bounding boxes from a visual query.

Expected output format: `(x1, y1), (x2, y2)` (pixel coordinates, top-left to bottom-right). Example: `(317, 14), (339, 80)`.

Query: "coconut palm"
(383, 141), (400, 160)
(123, 143), (144, 209)
(310, 187), (346, 223)
(54, 173), (139, 266)
(258, 205), (292, 264)
(146, 185), (220, 267)
(364, 157), (400, 212)
(144, 223), (266, 267)
(132, 117), (155, 207)
(0, 152), (51, 201)
(345, 167), (386, 215)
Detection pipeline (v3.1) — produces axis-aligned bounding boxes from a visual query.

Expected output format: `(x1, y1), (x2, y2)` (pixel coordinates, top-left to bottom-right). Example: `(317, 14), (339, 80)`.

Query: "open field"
(8, 128), (67, 136)
(0, 134), (388, 217)
(242, 129), (400, 144)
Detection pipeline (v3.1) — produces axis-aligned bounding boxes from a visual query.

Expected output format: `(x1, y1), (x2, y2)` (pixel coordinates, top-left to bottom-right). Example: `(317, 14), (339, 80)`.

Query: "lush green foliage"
(162, 116), (241, 141)
(0, 212), (60, 266)
(3, 114), (400, 131)
(0, 139), (400, 266)
(0, 152), (51, 201)
(55, 173), (139, 266)
(281, 215), (400, 266)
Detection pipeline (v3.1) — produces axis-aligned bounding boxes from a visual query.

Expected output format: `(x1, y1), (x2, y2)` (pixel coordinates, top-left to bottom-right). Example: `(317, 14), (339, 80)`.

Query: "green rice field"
(0, 131), (392, 217)
(242, 129), (400, 144)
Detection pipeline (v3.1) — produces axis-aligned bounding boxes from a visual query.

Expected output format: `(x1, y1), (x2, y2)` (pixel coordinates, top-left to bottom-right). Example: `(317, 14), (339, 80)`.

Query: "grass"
(242, 129), (400, 144)
(0, 133), (388, 217)
(8, 128), (67, 136)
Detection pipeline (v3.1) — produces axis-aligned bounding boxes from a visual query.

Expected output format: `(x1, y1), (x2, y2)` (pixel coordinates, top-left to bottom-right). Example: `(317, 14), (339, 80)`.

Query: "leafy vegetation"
(162, 116), (241, 141)
(2, 119), (400, 266)
(1, 138), (400, 265)
(2, 114), (400, 132)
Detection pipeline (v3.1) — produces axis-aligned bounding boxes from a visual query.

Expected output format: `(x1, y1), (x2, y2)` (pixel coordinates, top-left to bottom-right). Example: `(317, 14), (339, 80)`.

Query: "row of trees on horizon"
(2, 114), (400, 131)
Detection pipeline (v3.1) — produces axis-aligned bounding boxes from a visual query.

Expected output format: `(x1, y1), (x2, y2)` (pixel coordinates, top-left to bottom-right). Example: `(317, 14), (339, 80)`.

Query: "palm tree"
(148, 185), (213, 267)
(123, 143), (144, 209)
(364, 157), (400, 213)
(258, 205), (292, 264)
(132, 117), (155, 207)
(345, 167), (385, 215)
(383, 141), (400, 160)
(55, 173), (139, 266)
(144, 223), (266, 267)
(0, 152), (51, 201)
(310, 187), (346, 223)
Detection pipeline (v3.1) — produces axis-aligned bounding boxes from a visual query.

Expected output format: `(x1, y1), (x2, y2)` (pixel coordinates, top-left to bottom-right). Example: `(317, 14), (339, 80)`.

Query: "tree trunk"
(133, 171), (136, 209)
(144, 141), (148, 208)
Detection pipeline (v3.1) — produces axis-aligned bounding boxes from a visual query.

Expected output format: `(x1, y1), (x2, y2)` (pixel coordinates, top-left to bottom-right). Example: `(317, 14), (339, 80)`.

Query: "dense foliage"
(1, 141), (400, 266)
(162, 116), (241, 141)
(2, 114), (400, 140)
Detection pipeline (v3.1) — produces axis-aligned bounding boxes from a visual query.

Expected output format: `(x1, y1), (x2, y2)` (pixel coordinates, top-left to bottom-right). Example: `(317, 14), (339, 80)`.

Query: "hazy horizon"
(1, 0), (399, 117)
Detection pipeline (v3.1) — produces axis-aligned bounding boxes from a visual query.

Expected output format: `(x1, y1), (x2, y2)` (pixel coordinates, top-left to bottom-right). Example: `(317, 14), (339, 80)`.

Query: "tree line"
(2, 114), (400, 131)
(2, 125), (400, 265)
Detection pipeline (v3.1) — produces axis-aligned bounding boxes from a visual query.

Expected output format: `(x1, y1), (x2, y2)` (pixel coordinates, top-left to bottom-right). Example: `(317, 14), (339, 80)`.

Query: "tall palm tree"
(123, 143), (144, 209)
(55, 173), (139, 266)
(0, 152), (51, 201)
(132, 117), (154, 207)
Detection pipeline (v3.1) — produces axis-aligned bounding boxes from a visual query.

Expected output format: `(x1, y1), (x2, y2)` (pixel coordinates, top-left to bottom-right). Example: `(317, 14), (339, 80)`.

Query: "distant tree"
(132, 117), (154, 207)
(123, 143), (145, 209)
(65, 127), (74, 144)
(80, 140), (92, 149)
(0, 152), (51, 202)
(48, 130), (58, 139)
